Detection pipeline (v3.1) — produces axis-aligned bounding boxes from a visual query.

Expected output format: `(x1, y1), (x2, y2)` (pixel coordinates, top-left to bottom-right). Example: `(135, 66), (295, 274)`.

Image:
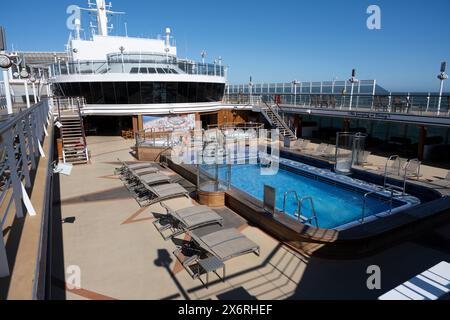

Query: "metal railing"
(360, 188), (394, 224)
(51, 55), (226, 78)
(51, 96), (86, 115)
(223, 93), (450, 117)
(1, 99), (51, 277)
(282, 190), (319, 227)
(383, 155), (421, 194)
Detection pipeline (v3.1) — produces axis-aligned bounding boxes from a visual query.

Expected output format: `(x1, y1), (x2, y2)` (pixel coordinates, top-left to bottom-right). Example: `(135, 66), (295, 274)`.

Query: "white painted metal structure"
(0, 99), (51, 277)
(51, 0), (228, 116)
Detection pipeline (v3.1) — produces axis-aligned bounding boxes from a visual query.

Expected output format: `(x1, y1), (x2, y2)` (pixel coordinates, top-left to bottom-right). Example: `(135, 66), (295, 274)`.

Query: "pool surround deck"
(163, 149), (450, 258)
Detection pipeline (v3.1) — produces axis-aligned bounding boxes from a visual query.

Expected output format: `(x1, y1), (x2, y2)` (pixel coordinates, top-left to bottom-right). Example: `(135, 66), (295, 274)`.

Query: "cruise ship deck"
(47, 137), (450, 299)
(2, 132), (449, 300)
(1, 0), (450, 303)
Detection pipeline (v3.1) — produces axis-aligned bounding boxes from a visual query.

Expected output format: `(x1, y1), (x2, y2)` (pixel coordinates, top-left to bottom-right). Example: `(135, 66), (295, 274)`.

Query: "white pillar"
(349, 82), (355, 110)
(32, 83), (37, 103)
(2, 68), (13, 114)
(24, 81), (31, 108)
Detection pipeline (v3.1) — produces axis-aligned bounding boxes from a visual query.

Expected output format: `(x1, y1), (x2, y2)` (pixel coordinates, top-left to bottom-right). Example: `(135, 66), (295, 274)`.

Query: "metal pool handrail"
(299, 196), (319, 228)
(360, 188), (394, 223)
(283, 190), (299, 214)
(283, 190), (319, 228)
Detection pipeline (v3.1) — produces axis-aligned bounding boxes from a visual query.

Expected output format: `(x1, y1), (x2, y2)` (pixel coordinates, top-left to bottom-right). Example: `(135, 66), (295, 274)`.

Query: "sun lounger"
(126, 172), (172, 191)
(428, 171), (450, 187)
(319, 145), (337, 159)
(309, 143), (328, 156)
(154, 205), (224, 240)
(174, 228), (260, 282)
(292, 139), (309, 151)
(139, 182), (189, 207)
(115, 158), (160, 175)
(379, 261), (450, 300)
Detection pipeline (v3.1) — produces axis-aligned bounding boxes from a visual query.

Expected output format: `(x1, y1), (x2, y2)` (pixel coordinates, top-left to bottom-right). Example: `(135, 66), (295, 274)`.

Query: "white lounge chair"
(379, 261), (450, 300)
(154, 205), (224, 240)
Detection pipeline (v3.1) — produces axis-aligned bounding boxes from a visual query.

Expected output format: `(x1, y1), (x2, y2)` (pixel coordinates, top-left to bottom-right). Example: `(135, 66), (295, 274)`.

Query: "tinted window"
(102, 82), (116, 104)
(128, 82), (141, 104)
(115, 82), (128, 104)
(141, 82), (153, 104)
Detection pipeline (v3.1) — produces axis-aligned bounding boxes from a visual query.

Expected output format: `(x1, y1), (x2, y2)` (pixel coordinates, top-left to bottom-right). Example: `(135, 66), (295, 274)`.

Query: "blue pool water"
(210, 164), (400, 229)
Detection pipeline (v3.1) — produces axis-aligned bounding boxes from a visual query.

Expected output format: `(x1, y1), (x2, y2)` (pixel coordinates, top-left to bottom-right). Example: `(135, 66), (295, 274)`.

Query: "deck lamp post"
(292, 80), (300, 106)
(20, 68), (31, 109)
(437, 61), (448, 116)
(201, 50), (206, 64)
(29, 75), (37, 103)
(119, 46), (125, 73)
(248, 76), (253, 105)
(0, 52), (14, 114)
(348, 69), (359, 110)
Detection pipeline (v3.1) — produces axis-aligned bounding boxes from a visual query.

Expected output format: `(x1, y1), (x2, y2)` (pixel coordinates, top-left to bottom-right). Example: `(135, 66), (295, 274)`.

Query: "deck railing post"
(25, 114), (37, 169)
(0, 233), (9, 278)
(17, 123), (31, 188)
(5, 130), (24, 218)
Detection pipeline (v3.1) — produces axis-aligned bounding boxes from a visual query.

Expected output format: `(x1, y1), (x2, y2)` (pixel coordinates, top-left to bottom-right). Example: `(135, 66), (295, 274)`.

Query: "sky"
(1, 0), (449, 92)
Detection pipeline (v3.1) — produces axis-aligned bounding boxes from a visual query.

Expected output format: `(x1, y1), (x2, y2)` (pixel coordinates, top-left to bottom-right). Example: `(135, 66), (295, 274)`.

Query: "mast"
(80, 1), (125, 37)
(96, 0), (108, 36)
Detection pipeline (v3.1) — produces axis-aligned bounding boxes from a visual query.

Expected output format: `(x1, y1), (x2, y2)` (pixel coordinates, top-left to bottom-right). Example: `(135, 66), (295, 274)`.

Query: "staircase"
(55, 97), (89, 164)
(261, 102), (297, 141)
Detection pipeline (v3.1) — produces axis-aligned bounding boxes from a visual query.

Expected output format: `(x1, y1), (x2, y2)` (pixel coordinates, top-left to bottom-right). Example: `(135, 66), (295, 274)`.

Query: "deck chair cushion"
(172, 206), (223, 228)
(193, 228), (259, 261)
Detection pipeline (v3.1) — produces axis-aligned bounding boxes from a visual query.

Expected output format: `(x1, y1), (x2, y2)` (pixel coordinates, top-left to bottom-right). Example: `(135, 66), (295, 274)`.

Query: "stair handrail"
(262, 100), (296, 139)
(75, 98), (89, 161)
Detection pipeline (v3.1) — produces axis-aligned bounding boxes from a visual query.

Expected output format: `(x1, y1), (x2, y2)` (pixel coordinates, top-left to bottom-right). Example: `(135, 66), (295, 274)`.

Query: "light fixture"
(0, 53), (12, 69)
(20, 68), (29, 78)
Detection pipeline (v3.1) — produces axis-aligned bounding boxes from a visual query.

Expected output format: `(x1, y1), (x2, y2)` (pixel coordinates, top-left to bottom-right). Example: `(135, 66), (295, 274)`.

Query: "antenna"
(79, 0), (125, 37)
(441, 61), (447, 73)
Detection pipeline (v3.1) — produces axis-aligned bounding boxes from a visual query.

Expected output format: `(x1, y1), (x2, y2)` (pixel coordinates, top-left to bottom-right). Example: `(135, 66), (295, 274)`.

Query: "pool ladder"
(360, 187), (395, 223)
(282, 190), (319, 227)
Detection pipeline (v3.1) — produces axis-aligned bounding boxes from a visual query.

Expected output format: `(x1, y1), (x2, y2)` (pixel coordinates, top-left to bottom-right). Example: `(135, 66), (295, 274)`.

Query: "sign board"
(263, 185), (276, 216)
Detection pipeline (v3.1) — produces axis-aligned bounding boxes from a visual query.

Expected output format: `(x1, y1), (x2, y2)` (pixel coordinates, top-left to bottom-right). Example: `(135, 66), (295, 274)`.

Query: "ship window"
(141, 82), (154, 103)
(148, 68), (157, 74)
(115, 82), (129, 104)
(130, 68), (139, 74)
(128, 82), (141, 104)
(102, 82), (116, 104)
(139, 68), (148, 74)
(171, 69), (178, 74)
(156, 68), (165, 74)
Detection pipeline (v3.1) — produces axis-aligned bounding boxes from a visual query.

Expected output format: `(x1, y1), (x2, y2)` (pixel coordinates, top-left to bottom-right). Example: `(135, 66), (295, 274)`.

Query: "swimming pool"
(206, 159), (420, 230)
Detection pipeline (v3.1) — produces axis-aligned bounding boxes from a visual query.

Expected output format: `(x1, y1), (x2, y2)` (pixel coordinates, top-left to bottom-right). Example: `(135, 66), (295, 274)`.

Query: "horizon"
(1, 0), (449, 92)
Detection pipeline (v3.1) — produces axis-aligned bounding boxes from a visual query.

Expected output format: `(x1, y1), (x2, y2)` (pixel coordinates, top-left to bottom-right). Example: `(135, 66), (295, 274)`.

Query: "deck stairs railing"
(54, 97), (89, 165)
(282, 190), (319, 227)
(261, 101), (297, 142)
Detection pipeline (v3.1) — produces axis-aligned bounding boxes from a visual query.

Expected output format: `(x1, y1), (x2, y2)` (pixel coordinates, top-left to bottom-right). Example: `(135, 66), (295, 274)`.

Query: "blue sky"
(1, 0), (449, 92)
